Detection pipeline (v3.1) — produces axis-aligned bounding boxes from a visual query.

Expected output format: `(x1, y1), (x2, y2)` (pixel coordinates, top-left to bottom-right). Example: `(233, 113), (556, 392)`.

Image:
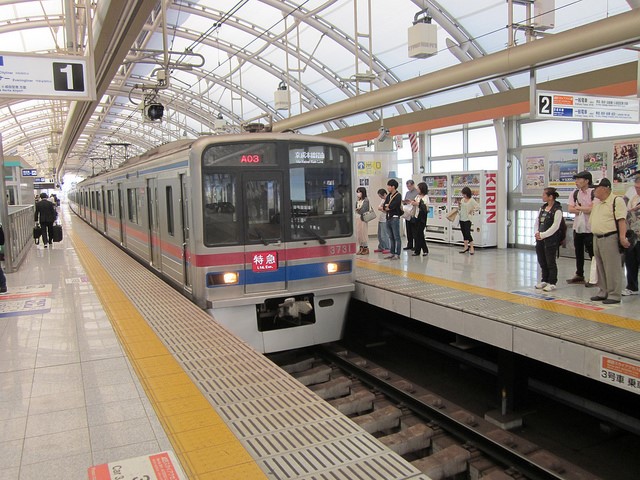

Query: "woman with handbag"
(458, 186), (479, 255)
(410, 182), (430, 256)
(355, 187), (370, 255)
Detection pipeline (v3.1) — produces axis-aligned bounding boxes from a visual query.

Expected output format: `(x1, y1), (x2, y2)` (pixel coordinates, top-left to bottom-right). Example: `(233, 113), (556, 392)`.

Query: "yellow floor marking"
(357, 260), (640, 332)
(70, 231), (268, 480)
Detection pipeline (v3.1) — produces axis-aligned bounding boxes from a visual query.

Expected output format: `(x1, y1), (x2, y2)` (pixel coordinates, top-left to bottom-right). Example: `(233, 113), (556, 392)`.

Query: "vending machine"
(418, 174), (451, 243)
(449, 171), (498, 247)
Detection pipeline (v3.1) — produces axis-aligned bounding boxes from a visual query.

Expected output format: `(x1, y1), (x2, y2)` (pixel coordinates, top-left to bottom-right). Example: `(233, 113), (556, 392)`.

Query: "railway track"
(270, 343), (601, 480)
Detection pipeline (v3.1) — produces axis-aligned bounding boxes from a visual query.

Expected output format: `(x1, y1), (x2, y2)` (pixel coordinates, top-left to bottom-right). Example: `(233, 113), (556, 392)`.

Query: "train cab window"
(202, 173), (239, 246)
(166, 186), (174, 236)
(246, 179), (281, 244)
(288, 143), (352, 241)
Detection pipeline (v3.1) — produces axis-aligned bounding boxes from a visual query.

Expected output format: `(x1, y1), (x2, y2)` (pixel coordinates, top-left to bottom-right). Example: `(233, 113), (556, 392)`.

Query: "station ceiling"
(0, 0), (639, 181)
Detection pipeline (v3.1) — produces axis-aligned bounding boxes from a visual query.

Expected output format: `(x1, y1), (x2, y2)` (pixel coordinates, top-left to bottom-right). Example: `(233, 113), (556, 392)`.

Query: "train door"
(179, 174), (192, 292)
(243, 172), (285, 294)
(147, 178), (161, 269)
(117, 184), (125, 246)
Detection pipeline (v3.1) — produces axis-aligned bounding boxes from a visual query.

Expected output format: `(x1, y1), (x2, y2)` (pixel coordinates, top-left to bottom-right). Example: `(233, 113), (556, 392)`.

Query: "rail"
(2, 205), (35, 272)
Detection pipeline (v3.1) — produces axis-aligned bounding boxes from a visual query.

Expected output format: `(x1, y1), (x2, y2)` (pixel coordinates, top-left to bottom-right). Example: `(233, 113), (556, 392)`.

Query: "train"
(69, 133), (357, 353)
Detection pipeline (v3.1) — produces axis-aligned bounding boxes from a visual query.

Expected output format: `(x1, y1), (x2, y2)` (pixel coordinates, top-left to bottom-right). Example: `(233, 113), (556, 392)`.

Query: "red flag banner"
(409, 133), (419, 153)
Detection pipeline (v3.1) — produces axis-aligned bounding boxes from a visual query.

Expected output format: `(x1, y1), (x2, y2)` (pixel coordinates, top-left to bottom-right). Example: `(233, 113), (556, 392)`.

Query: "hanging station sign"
(534, 90), (639, 123)
(0, 52), (96, 101)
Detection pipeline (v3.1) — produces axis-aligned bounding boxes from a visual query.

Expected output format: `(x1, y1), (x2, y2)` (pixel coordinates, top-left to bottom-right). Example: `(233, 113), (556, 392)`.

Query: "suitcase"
(33, 225), (42, 244)
(51, 224), (63, 243)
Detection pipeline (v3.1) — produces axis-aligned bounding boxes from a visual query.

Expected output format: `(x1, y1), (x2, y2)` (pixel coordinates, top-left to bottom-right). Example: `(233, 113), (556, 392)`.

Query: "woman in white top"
(458, 186), (479, 255)
(355, 187), (370, 255)
(409, 182), (429, 256)
(534, 187), (563, 292)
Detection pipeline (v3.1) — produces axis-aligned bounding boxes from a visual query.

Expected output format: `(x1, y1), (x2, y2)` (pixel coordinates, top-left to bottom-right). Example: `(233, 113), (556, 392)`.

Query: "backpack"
(558, 216), (567, 247)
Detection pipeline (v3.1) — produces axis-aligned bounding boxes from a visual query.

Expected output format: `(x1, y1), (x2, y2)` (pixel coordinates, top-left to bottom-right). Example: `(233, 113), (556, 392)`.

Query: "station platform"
(354, 244), (640, 396)
(0, 208), (428, 480)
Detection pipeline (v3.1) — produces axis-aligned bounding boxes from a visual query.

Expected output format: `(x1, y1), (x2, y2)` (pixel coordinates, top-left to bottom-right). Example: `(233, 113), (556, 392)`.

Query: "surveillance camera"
(145, 103), (164, 121)
(377, 126), (390, 142)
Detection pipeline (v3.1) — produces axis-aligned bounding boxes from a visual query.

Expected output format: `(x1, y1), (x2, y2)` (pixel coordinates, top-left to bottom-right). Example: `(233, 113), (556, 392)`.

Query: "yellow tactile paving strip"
(357, 260), (640, 333)
(71, 232), (268, 480)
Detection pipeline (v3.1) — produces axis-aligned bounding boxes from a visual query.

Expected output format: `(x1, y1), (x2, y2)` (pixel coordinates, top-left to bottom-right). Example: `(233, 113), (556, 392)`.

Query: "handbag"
(401, 204), (415, 221)
(446, 208), (459, 222)
(361, 209), (377, 223)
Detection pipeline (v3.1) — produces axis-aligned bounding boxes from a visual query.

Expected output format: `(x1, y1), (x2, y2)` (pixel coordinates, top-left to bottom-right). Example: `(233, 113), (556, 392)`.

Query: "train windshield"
(289, 143), (352, 241)
(201, 140), (351, 246)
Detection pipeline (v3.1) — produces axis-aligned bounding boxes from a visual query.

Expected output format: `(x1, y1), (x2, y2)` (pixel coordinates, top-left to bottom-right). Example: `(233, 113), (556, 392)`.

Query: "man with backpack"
(567, 171), (596, 286)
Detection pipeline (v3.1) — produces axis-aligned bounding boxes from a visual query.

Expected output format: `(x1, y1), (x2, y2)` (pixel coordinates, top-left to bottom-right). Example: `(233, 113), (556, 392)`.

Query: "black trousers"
(412, 220), (428, 254)
(41, 222), (54, 244)
(536, 239), (559, 285)
(405, 219), (415, 248)
(573, 232), (593, 278)
(624, 242), (640, 292)
(460, 220), (473, 242)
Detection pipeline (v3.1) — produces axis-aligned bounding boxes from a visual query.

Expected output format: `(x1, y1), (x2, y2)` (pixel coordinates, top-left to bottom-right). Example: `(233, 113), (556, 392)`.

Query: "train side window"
(107, 190), (114, 216)
(127, 188), (138, 224)
(96, 191), (101, 212)
(166, 186), (174, 236)
(202, 173), (239, 246)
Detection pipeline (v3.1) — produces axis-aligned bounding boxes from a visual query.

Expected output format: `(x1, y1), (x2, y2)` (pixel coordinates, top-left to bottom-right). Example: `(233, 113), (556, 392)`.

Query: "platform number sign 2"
(538, 94), (553, 116)
(52, 62), (85, 92)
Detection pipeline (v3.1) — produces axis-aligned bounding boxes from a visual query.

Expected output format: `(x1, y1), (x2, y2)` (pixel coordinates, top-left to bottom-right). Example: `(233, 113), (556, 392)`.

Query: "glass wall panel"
(468, 155), (498, 170)
(468, 126), (497, 152)
(431, 130), (463, 156)
(431, 158), (463, 173)
(520, 120), (582, 145)
(592, 122), (640, 138)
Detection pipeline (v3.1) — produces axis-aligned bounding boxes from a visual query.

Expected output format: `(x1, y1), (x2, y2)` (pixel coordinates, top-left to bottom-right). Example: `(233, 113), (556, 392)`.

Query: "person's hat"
(39, 192), (48, 199)
(595, 178), (612, 189)
(573, 170), (593, 185)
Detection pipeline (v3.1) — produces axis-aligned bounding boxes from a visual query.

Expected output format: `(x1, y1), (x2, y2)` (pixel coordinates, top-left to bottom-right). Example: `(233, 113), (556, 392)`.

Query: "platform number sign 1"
(538, 94), (553, 116)
(52, 62), (85, 92)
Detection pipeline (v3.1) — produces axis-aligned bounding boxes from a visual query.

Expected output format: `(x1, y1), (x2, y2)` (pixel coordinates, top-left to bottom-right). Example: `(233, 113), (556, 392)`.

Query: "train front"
(191, 134), (356, 353)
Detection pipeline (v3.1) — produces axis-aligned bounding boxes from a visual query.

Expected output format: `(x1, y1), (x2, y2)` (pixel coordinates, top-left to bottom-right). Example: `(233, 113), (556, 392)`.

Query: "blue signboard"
(21, 169), (37, 177)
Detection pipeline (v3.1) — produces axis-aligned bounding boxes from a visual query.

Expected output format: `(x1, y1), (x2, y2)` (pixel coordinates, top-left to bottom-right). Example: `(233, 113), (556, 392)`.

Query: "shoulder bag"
(361, 208), (377, 223)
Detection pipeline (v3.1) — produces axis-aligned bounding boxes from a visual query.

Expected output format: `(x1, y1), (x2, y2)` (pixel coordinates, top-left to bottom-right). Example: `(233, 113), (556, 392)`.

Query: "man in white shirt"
(567, 171), (596, 285)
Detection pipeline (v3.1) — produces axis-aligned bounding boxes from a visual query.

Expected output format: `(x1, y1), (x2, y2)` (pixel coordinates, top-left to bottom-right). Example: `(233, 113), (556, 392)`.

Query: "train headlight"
(223, 272), (239, 284)
(326, 260), (351, 274)
(206, 271), (240, 286)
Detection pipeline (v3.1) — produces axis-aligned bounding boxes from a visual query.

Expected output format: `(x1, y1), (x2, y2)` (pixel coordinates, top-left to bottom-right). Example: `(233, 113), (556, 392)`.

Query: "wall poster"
(582, 151), (607, 185)
(524, 155), (546, 195)
(613, 141), (639, 183)
(547, 148), (578, 194)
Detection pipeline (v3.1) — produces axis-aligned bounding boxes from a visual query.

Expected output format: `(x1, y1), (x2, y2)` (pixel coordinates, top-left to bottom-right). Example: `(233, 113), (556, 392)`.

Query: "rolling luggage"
(52, 224), (63, 243)
(33, 225), (42, 244)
